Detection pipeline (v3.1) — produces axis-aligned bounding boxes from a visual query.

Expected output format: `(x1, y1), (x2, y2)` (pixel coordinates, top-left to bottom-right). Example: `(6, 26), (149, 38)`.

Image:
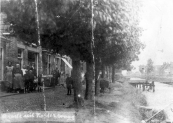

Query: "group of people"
(4, 61), (37, 93)
(51, 69), (73, 95)
(4, 61), (75, 95)
(50, 68), (61, 87)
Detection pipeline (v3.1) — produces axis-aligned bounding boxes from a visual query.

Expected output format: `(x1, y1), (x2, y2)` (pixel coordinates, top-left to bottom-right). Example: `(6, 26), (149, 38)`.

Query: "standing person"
(56, 69), (61, 86)
(66, 74), (73, 95)
(37, 74), (42, 92)
(28, 70), (35, 92)
(13, 64), (24, 93)
(30, 64), (37, 91)
(24, 70), (30, 93)
(4, 61), (14, 93)
(59, 72), (65, 88)
(21, 65), (27, 76)
(21, 65), (27, 93)
(30, 64), (37, 78)
(54, 68), (59, 86)
(50, 69), (56, 87)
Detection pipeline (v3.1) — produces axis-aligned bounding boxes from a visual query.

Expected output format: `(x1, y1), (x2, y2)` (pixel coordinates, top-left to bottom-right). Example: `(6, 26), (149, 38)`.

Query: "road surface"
(143, 82), (173, 122)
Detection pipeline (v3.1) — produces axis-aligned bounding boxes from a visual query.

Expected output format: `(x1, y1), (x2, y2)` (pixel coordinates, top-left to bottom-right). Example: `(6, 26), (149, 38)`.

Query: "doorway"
(0, 48), (4, 80)
(28, 51), (38, 71)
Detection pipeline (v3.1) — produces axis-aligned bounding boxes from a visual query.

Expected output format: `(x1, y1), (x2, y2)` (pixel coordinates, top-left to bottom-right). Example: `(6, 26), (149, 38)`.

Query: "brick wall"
(23, 46), (28, 66)
(5, 37), (18, 66)
(2, 36), (73, 76)
(0, 38), (8, 80)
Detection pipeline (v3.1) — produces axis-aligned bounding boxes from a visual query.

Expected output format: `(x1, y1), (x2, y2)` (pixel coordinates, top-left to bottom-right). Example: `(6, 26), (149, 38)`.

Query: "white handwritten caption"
(0, 111), (75, 122)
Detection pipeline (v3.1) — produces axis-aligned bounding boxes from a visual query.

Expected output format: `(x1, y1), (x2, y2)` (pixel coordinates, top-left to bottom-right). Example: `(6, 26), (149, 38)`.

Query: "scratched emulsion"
(91, 0), (96, 122)
(34, 0), (47, 111)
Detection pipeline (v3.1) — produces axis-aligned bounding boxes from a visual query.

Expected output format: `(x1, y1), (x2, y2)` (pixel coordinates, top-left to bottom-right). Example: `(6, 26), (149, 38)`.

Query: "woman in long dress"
(4, 61), (14, 92)
(12, 64), (24, 93)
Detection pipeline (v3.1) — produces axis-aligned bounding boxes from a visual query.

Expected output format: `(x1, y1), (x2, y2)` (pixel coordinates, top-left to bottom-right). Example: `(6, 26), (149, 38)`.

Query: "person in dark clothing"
(55, 68), (60, 86)
(66, 74), (73, 95)
(37, 74), (42, 92)
(28, 70), (35, 92)
(30, 65), (37, 78)
(13, 64), (24, 93)
(54, 69), (60, 86)
(24, 70), (30, 93)
(30, 65), (37, 91)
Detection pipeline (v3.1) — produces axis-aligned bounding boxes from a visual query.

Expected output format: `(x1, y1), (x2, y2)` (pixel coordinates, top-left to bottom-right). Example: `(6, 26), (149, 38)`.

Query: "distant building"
(154, 65), (162, 75)
(152, 63), (173, 76)
(163, 62), (173, 76)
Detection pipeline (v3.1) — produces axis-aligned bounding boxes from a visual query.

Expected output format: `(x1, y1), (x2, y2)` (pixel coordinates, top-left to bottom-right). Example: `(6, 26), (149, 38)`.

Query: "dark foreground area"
(0, 81), (148, 123)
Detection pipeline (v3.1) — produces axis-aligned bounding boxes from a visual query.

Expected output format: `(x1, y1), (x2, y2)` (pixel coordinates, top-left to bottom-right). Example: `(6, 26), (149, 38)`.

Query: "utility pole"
(34, 0), (42, 75)
(34, 0), (46, 111)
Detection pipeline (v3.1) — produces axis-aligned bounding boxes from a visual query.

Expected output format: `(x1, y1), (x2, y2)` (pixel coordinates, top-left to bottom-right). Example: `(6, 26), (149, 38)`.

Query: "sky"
(131, 0), (173, 70)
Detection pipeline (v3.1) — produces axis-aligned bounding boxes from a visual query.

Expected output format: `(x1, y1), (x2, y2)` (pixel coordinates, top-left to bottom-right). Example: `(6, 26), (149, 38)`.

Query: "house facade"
(0, 12), (87, 81)
(0, 36), (73, 80)
(0, 36), (11, 80)
(0, 12), (73, 80)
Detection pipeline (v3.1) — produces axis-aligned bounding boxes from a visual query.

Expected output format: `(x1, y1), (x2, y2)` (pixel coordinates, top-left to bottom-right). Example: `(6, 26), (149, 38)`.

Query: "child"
(66, 74), (73, 95)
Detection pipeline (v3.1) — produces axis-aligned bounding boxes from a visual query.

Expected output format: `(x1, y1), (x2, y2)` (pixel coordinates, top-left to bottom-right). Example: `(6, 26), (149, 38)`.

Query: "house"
(153, 63), (173, 76)
(0, 12), (12, 80)
(0, 12), (88, 82)
(0, 12), (73, 80)
(0, 36), (73, 78)
(0, 36), (11, 80)
(163, 62), (173, 76)
(42, 50), (73, 76)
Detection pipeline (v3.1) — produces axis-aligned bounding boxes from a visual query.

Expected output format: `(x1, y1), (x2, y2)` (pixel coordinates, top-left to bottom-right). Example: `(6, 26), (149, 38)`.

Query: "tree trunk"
(95, 59), (101, 96)
(95, 66), (100, 96)
(71, 59), (83, 107)
(101, 65), (105, 78)
(112, 65), (115, 83)
(108, 66), (110, 81)
(109, 66), (112, 82)
(85, 62), (94, 100)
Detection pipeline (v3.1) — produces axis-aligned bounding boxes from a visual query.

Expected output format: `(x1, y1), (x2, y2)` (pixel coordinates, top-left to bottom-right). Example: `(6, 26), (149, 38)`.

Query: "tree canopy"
(146, 59), (154, 74)
(2, 0), (145, 101)
(2, 0), (144, 65)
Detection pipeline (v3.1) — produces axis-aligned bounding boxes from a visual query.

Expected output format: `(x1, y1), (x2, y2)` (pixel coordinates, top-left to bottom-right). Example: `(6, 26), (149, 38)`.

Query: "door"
(18, 48), (24, 68)
(0, 48), (4, 80)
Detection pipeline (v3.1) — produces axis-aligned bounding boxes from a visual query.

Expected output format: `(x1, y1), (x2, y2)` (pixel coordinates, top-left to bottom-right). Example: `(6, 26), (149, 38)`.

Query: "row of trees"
(139, 59), (173, 76)
(2, 0), (144, 106)
(139, 59), (154, 75)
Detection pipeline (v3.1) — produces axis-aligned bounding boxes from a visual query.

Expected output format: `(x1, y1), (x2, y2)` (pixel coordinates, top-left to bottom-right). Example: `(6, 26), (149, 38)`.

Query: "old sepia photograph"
(0, 0), (173, 123)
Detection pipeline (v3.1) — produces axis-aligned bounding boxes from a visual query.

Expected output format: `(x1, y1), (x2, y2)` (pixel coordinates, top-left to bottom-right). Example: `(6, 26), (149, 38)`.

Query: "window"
(18, 48), (23, 68)
(28, 51), (38, 71)
(61, 59), (65, 73)
(0, 48), (2, 59)
(48, 55), (51, 74)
